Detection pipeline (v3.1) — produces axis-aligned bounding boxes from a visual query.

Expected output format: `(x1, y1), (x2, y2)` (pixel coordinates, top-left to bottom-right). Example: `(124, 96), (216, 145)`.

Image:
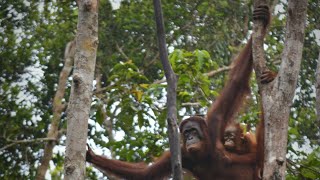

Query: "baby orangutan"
(223, 123), (257, 154)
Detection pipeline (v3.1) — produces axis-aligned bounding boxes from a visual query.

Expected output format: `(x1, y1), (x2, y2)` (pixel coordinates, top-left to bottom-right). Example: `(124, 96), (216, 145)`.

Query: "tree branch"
(205, 66), (232, 77)
(36, 39), (75, 180)
(1, 138), (57, 151)
(316, 52), (320, 128)
(153, 0), (182, 179)
(116, 42), (130, 60)
(181, 102), (201, 107)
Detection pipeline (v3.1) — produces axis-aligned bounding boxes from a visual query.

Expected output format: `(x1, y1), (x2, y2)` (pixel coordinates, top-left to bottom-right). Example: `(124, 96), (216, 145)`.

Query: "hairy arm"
(207, 37), (253, 148)
(86, 145), (171, 179)
(207, 5), (270, 164)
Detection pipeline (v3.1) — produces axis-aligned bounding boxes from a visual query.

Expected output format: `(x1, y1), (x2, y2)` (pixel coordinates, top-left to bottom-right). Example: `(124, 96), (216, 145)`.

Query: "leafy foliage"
(0, 0), (319, 179)
(0, 0), (77, 178)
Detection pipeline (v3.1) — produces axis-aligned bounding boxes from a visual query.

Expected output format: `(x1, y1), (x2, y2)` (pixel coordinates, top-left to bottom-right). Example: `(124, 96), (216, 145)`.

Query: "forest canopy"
(0, 0), (319, 179)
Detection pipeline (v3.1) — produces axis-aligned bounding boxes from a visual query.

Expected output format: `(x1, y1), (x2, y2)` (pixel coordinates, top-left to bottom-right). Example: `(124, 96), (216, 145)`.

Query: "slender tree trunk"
(36, 40), (75, 180)
(153, 0), (182, 179)
(252, 0), (307, 179)
(63, 0), (99, 179)
(316, 52), (320, 134)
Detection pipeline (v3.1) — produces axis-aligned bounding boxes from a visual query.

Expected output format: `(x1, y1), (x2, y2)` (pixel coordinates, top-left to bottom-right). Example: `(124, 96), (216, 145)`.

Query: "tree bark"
(252, 0), (268, 80)
(316, 52), (320, 132)
(63, 0), (99, 179)
(36, 39), (75, 180)
(153, 0), (182, 179)
(252, 0), (307, 179)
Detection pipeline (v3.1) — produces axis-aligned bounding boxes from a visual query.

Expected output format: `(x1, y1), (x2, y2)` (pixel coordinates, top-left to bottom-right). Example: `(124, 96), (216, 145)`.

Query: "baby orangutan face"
(224, 125), (240, 151)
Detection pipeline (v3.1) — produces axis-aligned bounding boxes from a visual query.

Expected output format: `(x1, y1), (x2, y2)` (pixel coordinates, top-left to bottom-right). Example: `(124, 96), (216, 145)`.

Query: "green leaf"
(178, 74), (190, 84)
(96, 107), (104, 125)
(158, 108), (167, 128)
(195, 49), (204, 70)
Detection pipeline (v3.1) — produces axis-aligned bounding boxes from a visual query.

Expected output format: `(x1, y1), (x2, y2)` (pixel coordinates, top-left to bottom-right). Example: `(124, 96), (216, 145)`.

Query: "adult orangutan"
(86, 5), (275, 180)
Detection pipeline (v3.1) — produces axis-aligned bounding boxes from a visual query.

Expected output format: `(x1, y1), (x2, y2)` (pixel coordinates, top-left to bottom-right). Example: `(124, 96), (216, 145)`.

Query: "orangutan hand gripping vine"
(86, 5), (275, 180)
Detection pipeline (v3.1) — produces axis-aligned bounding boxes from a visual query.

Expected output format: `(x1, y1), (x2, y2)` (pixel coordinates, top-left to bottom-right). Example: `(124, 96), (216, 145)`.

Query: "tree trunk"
(252, 0), (308, 179)
(63, 0), (99, 179)
(316, 52), (320, 130)
(153, 0), (182, 179)
(36, 40), (75, 180)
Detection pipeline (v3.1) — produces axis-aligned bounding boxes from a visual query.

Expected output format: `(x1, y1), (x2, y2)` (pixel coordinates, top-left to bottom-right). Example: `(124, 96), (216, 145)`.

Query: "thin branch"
(286, 160), (299, 176)
(36, 39), (75, 180)
(153, 0), (182, 179)
(287, 159), (320, 177)
(141, 52), (160, 74)
(7, 137), (57, 143)
(116, 42), (130, 60)
(205, 66), (232, 77)
(181, 102), (201, 107)
(1, 138), (56, 151)
(153, 78), (167, 85)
